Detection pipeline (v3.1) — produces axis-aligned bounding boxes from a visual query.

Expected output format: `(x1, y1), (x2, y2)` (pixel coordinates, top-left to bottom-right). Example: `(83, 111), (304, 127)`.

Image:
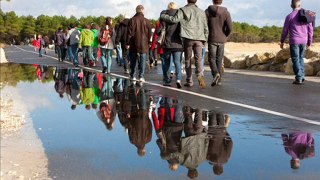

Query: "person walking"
(161, 0), (208, 89)
(99, 17), (115, 74)
(126, 5), (153, 82)
(280, 0), (314, 85)
(206, 0), (232, 86)
(115, 15), (131, 74)
(55, 28), (67, 61)
(79, 24), (94, 66)
(91, 23), (100, 67)
(159, 2), (184, 88)
(67, 23), (81, 67)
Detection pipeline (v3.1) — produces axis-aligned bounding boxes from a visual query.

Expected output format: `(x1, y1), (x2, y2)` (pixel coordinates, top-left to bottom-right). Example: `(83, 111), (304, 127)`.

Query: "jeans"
(129, 52), (147, 79)
(201, 47), (206, 67)
(163, 50), (182, 83)
(70, 43), (79, 65)
(91, 47), (98, 62)
(82, 46), (92, 65)
(290, 44), (306, 81)
(39, 47), (43, 57)
(116, 45), (123, 65)
(100, 48), (113, 73)
(208, 43), (225, 77)
(184, 39), (204, 83)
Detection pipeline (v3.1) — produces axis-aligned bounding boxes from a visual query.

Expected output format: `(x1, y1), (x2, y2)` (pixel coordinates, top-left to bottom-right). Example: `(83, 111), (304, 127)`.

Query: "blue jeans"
(163, 51), (182, 83)
(201, 47), (206, 67)
(82, 46), (92, 65)
(290, 44), (306, 81)
(70, 43), (79, 65)
(91, 47), (98, 61)
(129, 52), (146, 79)
(116, 45), (123, 65)
(101, 48), (113, 73)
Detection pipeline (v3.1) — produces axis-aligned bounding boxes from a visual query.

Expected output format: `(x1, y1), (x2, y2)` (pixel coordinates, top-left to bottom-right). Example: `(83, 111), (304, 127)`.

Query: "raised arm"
(160, 8), (184, 24)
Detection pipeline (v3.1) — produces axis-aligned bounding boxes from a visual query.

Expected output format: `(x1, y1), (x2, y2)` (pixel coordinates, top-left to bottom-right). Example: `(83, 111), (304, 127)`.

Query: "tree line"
(0, 11), (319, 44)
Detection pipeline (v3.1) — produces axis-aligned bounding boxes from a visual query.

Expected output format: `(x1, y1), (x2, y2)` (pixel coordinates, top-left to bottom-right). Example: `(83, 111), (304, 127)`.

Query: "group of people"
(33, 0), (314, 88)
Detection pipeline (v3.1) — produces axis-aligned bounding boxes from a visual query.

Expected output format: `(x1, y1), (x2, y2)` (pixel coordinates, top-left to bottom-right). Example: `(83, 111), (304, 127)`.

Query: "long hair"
(104, 17), (113, 36)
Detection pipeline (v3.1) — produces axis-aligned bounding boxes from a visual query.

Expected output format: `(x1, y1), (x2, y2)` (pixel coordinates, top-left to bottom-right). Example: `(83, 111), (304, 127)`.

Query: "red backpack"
(99, 29), (110, 46)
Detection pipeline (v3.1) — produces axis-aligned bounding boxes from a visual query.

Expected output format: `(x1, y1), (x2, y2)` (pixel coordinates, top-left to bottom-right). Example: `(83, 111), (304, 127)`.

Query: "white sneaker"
(139, 78), (145, 82)
(130, 77), (137, 81)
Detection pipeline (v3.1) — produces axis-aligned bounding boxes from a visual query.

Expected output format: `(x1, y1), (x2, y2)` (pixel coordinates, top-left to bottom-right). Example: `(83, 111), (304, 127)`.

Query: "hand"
(280, 43), (284, 49)
(307, 45), (311, 49)
(125, 45), (130, 49)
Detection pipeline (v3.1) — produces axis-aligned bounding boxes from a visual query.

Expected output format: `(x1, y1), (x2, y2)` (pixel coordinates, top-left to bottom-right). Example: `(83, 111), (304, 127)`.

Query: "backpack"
(298, 9), (316, 27)
(99, 29), (110, 46)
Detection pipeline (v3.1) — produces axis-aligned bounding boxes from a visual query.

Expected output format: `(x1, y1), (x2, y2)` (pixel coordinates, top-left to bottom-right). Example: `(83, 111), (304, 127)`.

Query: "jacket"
(161, 4), (208, 42)
(99, 26), (115, 49)
(55, 30), (66, 46)
(79, 29), (94, 48)
(205, 5), (232, 44)
(91, 29), (99, 48)
(67, 28), (80, 45)
(127, 12), (152, 53)
(115, 18), (130, 47)
(159, 9), (183, 51)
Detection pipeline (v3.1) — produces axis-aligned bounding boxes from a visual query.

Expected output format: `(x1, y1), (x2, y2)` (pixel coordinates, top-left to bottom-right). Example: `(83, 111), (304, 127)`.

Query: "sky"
(2, 0), (320, 27)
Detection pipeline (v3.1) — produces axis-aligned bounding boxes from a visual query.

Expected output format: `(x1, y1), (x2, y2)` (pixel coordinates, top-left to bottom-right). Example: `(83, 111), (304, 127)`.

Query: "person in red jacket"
(150, 21), (164, 67)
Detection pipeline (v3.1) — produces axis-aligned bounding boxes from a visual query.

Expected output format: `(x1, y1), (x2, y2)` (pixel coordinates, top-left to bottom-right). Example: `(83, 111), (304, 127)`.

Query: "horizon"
(2, 0), (319, 27)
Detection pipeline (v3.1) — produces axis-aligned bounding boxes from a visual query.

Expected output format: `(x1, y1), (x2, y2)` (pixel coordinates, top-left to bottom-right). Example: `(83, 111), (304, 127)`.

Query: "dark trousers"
(184, 39), (204, 83)
(56, 45), (66, 61)
(121, 46), (129, 71)
(208, 43), (225, 77)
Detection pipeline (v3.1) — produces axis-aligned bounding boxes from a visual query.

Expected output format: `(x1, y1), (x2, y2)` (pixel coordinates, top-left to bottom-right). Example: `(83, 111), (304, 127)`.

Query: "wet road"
(1, 46), (320, 179)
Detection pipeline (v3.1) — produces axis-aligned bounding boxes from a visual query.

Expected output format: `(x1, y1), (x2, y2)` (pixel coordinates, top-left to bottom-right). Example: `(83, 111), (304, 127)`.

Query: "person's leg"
(194, 108), (204, 134)
(117, 45), (123, 66)
(216, 43), (225, 76)
(193, 41), (205, 88)
(138, 53), (147, 80)
(201, 47), (206, 67)
(100, 48), (107, 72)
(56, 45), (62, 61)
(299, 44), (306, 81)
(290, 44), (302, 82)
(71, 44), (79, 66)
(172, 51), (182, 83)
(129, 52), (137, 79)
(208, 43), (219, 77)
(184, 40), (193, 86)
(82, 46), (88, 65)
(122, 47), (129, 73)
(162, 51), (171, 85)
(60, 45), (66, 61)
(106, 49), (113, 73)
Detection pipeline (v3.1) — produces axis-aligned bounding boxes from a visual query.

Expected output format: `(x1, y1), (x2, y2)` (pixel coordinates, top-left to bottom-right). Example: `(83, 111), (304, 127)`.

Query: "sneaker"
(139, 78), (145, 83)
(102, 67), (107, 73)
(197, 76), (206, 89)
(163, 83), (171, 87)
(211, 73), (221, 87)
(184, 82), (193, 87)
(93, 61), (96, 67)
(292, 80), (303, 85)
(124, 69), (130, 74)
(154, 60), (158, 66)
(130, 77), (137, 81)
(176, 81), (182, 89)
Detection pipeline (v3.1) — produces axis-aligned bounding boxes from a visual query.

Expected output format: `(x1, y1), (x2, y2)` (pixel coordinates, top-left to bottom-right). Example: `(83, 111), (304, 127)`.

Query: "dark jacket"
(205, 5), (232, 44)
(159, 10), (183, 52)
(115, 18), (130, 47)
(127, 13), (152, 53)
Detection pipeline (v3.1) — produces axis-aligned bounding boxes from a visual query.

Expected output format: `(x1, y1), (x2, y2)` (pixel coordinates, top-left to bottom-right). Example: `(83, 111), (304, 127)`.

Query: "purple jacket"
(282, 133), (314, 160)
(281, 10), (313, 46)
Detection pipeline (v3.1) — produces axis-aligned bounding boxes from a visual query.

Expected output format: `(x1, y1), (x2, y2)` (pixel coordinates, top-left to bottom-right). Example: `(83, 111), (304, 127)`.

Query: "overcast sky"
(2, 0), (319, 27)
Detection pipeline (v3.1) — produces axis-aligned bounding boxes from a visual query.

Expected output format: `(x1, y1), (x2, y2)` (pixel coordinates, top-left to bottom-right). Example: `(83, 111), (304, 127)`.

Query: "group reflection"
(49, 67), (316, 178)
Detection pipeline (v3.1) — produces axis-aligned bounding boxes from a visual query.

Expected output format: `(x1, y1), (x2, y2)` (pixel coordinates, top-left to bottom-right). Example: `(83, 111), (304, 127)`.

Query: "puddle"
(1, 63), (319, 179)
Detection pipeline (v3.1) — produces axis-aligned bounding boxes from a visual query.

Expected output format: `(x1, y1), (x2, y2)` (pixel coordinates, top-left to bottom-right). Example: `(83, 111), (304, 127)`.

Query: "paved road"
(4, 45), (320, 131)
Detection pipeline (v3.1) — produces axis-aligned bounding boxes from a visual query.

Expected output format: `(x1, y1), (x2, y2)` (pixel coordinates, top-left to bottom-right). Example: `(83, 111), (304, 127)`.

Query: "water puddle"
(1, 63), (319, 179)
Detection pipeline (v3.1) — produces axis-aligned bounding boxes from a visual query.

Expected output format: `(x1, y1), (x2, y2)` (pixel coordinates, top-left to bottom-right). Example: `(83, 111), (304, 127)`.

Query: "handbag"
(156, 25), (166, 46)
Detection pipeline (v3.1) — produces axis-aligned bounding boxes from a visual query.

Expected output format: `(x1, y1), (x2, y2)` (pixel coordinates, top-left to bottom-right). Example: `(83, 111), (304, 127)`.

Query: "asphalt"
(3, 45), (320, 131)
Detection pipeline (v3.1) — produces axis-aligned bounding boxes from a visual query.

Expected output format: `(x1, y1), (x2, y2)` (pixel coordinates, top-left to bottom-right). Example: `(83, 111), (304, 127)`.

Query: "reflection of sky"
(10, 81), (320, 179)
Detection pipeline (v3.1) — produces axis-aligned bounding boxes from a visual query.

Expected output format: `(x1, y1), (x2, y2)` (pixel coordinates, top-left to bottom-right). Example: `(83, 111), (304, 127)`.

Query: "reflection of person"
(152, 97), (184, 171)
(80, 70), (95, 110)
(207, 111), (233, 176)
(282, 132), (315, 169)
(66, 69), (82, 110)
(97, 76), (116, 130)
(127, 87), (152, 157)
(54, 67), (67, 98)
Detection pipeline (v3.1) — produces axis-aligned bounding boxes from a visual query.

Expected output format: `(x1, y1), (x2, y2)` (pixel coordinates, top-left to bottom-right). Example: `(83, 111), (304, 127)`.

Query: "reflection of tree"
(0, 63), (53, 87)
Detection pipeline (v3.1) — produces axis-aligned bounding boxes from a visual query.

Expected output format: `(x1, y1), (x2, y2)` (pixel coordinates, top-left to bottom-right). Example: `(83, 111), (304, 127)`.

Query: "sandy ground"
(224, 42), (320, 59)
(0, 87), (49, 180)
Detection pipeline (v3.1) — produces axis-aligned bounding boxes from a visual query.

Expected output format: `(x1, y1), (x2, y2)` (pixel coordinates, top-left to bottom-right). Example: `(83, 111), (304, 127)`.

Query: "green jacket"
(79, 29), (94, 48)
(91, 29), (99, 48)
(80, 88), (95, 105)
(161, 4), (208, 42)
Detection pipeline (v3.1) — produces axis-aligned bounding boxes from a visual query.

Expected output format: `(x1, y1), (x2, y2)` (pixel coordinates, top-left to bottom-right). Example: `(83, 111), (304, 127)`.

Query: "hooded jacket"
(205, 5), (232, 43)
(158, 9), (183, 51)
(115, 18), (130, 47)
(79, 29), (94, 48)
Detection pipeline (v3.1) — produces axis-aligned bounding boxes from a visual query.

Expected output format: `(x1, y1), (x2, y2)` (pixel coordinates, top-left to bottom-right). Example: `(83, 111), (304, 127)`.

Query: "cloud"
(2, 0), (320, 26)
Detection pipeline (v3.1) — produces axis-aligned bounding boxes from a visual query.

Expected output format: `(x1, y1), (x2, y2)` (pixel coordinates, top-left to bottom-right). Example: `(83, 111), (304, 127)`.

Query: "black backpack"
(298, 8), (316, 27)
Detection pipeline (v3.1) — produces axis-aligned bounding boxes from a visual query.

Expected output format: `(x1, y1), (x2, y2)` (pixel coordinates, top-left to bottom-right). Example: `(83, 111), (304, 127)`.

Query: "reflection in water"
(26, 67), (318, 178)
(282, 133), (315, 169)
